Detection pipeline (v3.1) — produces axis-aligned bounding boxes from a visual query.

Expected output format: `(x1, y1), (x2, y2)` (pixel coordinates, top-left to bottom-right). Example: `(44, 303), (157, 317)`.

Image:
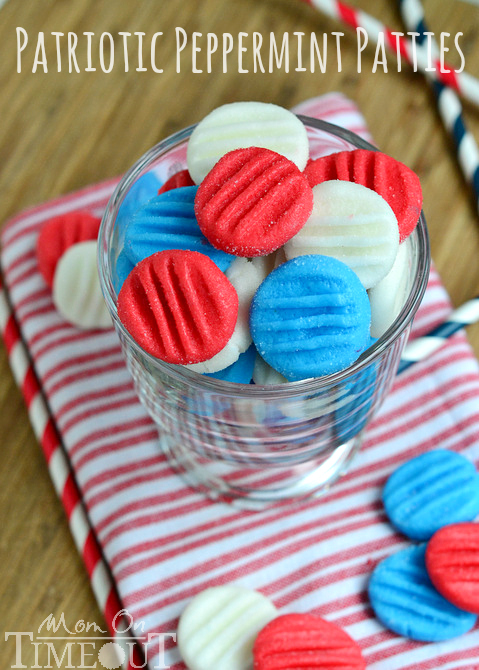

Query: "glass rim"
(98, 115), (430, 399)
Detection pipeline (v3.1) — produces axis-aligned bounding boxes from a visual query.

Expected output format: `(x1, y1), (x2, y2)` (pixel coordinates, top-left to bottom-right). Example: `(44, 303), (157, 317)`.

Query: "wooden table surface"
(1, 0), (478, 666)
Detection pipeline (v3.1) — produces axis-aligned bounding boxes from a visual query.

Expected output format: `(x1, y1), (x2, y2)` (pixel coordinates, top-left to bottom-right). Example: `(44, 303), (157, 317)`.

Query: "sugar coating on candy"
(37, 211), (101, 287)
(368, 241), (410, 338)
(426, 523), (479, 614)
(157, 169), (194, 195)
(187, 101), (309, 184)
(304, 149), (422, 243)
(177, 585), (277, 670)
(116, 171), (162, 238)
(53, 241), (111, 330)
(117, 250), (238, 365)
(250, 255), (371, 382)
(285, 180), (399, 290)
(195, 147), (313, 257)
(124, 186), (233, 271)
(186, 256), (270, 373)
(383, 449), (479, 541)
(369, 544), (477, 642)
(253, 613), (366, 670)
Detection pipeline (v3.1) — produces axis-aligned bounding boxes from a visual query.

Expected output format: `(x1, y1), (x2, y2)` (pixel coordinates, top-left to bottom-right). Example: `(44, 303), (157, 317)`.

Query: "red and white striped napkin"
(1, 93), (479, 670)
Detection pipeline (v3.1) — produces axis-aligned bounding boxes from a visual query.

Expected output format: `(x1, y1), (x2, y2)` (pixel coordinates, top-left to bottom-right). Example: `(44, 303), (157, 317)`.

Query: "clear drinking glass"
(98, 117), (430, 508)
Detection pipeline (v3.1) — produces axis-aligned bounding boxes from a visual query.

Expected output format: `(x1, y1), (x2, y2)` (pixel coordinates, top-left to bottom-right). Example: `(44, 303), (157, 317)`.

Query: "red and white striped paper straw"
(0, 279), (143, 670)
(299, 0), (479, 107)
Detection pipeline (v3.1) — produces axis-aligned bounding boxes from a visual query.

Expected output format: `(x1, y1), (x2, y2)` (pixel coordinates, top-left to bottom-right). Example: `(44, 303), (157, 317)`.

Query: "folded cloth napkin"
(1, 93), (479, 670)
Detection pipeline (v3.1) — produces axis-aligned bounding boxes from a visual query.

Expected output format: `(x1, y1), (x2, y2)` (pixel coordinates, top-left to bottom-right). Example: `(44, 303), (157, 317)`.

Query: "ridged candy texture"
(285, 180), (399, 290)
(426, 523), (479, 614)
(195, 147), (314, 257)
(186, 256), (270, 374)
(177, 585), (277, 670)
(117, 250), (239, 365)
(369, 544), (477, 642)
(123, 186), (233, 271)
(52, 241), (111, 330)
(253, 613), (366, 670)
(304, 149), (423, 242)
(250, 255), (371, 382)
(187, 101), (310, 184)
(37, 211), (101, 287)
(383, 449), (479, 541)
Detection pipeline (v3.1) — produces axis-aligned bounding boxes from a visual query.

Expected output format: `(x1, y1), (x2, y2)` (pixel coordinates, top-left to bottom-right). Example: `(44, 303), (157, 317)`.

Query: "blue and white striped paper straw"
(399, 0), (479, 212)
(398, 295), (479, 373)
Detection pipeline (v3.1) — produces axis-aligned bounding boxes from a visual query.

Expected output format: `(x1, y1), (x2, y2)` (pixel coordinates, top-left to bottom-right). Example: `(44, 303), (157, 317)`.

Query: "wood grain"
(1, 0), (478, 666)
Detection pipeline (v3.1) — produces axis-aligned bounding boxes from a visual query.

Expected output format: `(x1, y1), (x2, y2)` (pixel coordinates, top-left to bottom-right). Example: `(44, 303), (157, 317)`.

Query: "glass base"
(158, 432), (363, 511)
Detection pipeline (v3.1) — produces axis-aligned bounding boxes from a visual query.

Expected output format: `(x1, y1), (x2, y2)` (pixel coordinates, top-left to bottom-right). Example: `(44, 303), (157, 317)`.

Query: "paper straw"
(398, 295), (479, 373)
(399, 0), (479, 213)
(300, 0), (479, 107)
(0, 280), (143, 670)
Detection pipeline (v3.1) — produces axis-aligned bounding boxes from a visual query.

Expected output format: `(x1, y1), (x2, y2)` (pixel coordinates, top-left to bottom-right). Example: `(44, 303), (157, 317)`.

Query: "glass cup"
(98, 117), (430, 508)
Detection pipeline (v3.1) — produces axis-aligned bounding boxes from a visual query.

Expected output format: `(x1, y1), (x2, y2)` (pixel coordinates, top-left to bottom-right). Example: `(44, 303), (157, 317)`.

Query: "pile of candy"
(176, 584), (367, 670)
(174, 449), (479, 670)
(113, 101), (422, 384)
(36, 211), (111, 329)
(370, 449), (479, 641)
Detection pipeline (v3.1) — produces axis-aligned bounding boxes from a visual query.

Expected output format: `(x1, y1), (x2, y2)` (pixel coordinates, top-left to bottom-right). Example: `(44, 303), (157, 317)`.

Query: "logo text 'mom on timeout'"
(4, 610), (176, 669)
